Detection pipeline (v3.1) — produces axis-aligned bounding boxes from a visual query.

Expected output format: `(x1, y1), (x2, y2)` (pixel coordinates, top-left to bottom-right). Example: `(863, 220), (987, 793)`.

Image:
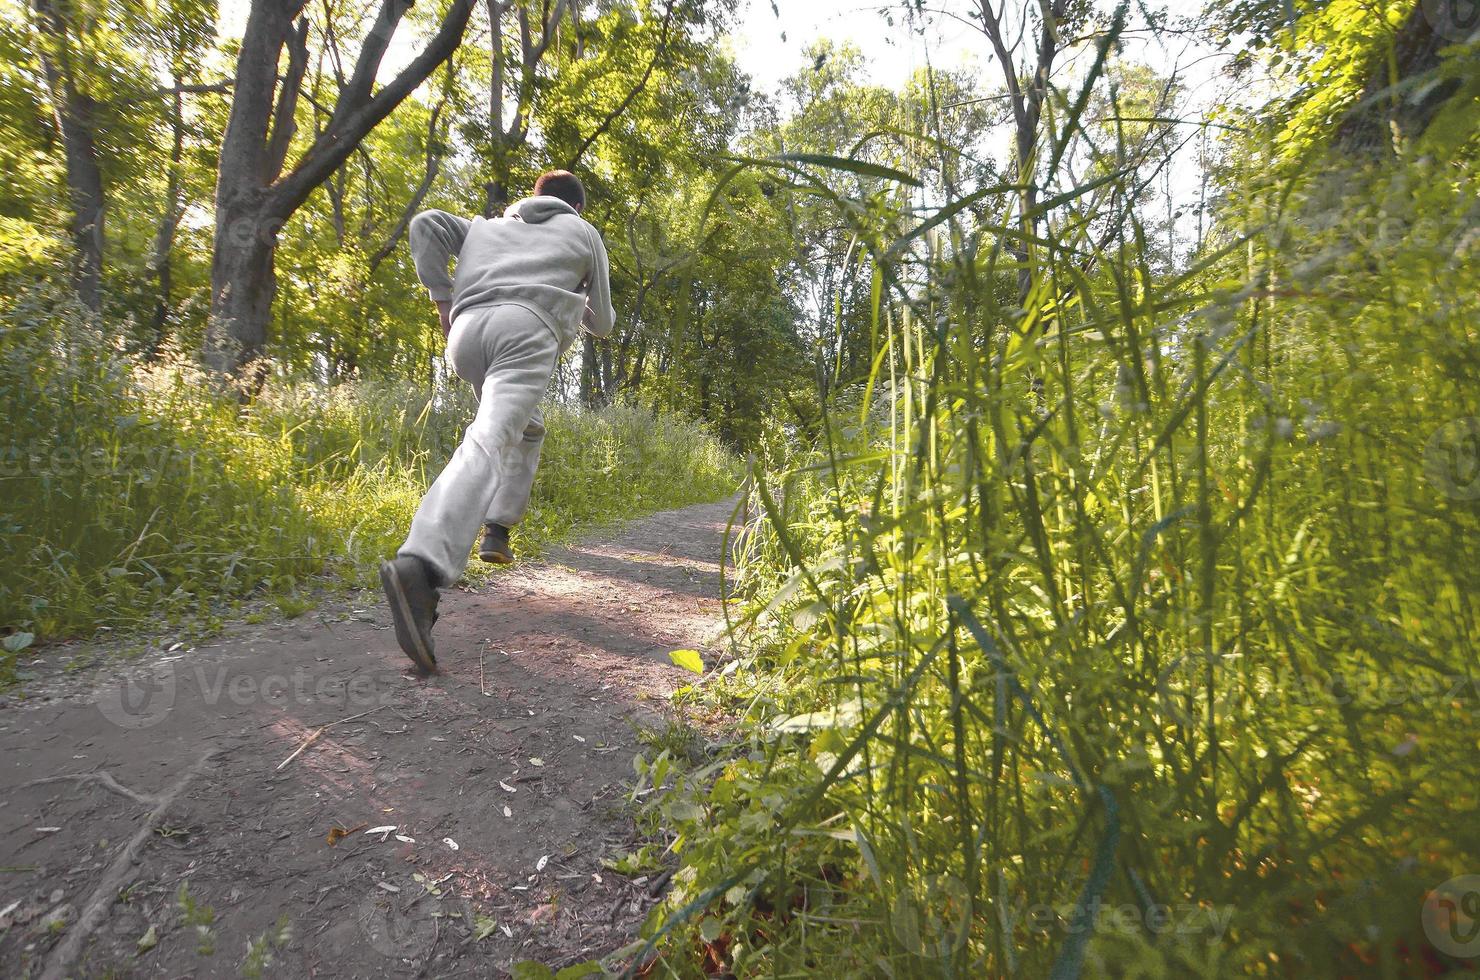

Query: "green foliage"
(238, 914), (292, 978)
(626, 22), (1480, 980)
(0, 291), (740, 656)
(176, 881), (215, 956)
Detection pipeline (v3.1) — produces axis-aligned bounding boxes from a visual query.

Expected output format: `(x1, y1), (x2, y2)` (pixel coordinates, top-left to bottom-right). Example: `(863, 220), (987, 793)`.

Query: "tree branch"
(565, 0), (674, 168)
(266, 17), (311, 183)
(117, 80), (233, 108)
(336, 0), (413, 117)
(271, 0), (477, 216)
(369, 79), (451, 271)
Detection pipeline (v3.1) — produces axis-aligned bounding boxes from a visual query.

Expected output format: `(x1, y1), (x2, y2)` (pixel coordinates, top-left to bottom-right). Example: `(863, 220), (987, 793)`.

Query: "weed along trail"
(0, 498), (738, 977)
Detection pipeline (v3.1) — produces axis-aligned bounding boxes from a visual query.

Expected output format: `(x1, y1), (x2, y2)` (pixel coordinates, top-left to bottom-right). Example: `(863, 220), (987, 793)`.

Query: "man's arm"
(409, 210), (470, 335)
(582, 224), (617, 338)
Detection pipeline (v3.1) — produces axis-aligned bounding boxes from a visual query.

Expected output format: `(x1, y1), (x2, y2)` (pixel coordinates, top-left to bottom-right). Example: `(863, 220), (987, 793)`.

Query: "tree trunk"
(1336, 6), (1465, 153)
(484, 141), (512, 216)
(485, 0), (512, 215)
(978, 0), (1070, 304)
(629, 334), (648, 394)
(483, 0), (569, 215)
(148, 84), (186, 355)
(205, 0), (475, 375)
(206, 198), (281, 374)
(32, 0), (105, 311)
(599, 337), (615, 403)
(580, 334), (600, 407)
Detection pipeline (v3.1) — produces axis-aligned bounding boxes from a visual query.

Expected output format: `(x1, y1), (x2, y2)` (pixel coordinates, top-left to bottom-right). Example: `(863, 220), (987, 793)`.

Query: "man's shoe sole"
(478, 549), (514, 565)
(380, 561), (437, 673)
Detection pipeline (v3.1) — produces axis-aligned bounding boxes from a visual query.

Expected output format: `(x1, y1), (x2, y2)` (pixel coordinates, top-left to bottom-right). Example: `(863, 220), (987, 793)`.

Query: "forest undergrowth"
(0, 293), (740, 667)
(623, 19), (1480, 978)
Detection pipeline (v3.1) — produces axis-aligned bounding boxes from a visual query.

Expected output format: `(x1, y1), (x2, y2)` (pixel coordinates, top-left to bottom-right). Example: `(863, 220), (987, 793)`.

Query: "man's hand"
(436, 300), (453, 339)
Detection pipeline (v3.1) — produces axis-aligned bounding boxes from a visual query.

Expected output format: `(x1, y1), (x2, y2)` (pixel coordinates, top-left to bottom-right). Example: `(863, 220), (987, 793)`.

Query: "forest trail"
(0, 498), (740, 978)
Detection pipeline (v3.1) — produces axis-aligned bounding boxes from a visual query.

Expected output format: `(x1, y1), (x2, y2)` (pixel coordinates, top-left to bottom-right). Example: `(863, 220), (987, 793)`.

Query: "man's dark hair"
(533, 170), (585, 210)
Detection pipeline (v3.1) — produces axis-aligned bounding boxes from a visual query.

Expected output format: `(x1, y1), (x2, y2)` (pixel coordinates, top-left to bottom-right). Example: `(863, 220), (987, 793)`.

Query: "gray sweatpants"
(399, 303), (560, 585)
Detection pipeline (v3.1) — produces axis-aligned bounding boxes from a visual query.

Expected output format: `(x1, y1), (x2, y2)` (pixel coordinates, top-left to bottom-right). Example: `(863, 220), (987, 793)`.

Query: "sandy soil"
(0, 497), (741, 978)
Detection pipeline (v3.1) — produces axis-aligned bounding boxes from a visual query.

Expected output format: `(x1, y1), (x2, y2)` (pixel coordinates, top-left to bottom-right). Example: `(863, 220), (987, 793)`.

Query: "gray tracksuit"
(398, 196), (615, 584)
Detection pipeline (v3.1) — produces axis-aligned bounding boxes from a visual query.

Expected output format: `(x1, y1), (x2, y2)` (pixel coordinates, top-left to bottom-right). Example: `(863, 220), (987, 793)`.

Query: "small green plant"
(605, 843), (667, 877)
(176, 882), (215, 956)
(634, 719), (706, 764)
(272, 594), (316, 619)
(239, 914), (292, 978)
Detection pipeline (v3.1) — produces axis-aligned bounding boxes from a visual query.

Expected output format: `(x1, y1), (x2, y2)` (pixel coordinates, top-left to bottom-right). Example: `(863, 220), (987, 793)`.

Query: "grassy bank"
(624, 116), (1480, 980)
(0, 293), (740, 666)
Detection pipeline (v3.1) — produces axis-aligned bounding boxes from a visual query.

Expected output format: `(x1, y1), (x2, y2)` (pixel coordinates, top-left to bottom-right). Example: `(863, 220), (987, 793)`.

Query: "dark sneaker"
(379, 556), (439, 673)
(479, 522), (514, 564)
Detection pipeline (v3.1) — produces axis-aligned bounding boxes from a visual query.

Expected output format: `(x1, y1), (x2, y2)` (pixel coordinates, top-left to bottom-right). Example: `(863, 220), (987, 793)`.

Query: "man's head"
(533, 170), (585, 212)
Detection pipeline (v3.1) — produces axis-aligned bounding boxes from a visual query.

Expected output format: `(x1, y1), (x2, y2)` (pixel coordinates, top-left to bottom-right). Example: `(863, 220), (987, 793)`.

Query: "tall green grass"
(0, 292), (740, 662)
(628, 63), (1480, 980)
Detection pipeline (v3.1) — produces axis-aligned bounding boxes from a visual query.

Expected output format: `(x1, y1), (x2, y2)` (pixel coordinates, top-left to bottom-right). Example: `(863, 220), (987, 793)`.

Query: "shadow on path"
(0, 495), (740, 978)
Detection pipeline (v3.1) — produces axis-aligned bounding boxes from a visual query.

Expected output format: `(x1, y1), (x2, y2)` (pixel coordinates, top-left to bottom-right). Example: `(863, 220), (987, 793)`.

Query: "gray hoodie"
(408, 196), (615, 352)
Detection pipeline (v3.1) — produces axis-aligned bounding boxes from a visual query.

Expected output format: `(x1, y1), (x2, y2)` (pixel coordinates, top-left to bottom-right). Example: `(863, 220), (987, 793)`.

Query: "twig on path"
(22, 771), (160, 808)
(480, 647), (486, 696)
(40, 749), (219, 980)
(647, 869), (674, 897)
(275, 705), (388, 771)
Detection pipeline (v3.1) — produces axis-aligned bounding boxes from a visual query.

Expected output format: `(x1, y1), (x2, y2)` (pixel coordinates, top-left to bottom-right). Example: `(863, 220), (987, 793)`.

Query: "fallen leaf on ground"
(137, 924), (158, 952)
(529, 757), (544, 767)
(499, 780), (517, 793)
(536, 854), (549, 872)
(326, 823), (367, 846)
(376, 882), (400, 893)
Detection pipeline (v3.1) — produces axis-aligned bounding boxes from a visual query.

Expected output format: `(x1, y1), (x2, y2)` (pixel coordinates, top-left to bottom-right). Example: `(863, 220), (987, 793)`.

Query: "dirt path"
(0, 498), (740, 978)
